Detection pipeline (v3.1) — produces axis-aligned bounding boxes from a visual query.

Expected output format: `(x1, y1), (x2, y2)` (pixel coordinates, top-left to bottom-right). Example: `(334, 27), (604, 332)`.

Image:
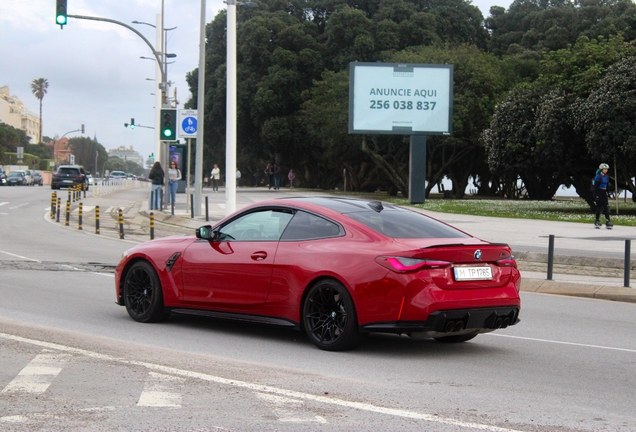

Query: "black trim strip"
(170, 308), (299, 329)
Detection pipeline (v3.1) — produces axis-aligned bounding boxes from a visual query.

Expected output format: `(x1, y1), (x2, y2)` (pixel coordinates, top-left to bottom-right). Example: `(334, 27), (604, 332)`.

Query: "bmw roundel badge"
(474, 249), (482, 260)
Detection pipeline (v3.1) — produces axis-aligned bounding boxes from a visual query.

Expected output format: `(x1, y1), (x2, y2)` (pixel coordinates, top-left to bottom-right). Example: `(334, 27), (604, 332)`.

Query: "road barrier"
(56, 197), (61, 223)
(546, 235), (632, 287)
(95, 206), (100, 234)
(150, 212), (155, 240)
(78, 203), (83, 230)
(118, 208), (124, 239)
(50, 192), (57, 219)
(65, 201), (70, 226)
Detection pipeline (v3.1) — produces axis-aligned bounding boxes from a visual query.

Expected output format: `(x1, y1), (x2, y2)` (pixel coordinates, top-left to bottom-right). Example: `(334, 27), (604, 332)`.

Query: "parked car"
(0, 168), (6, 186)
(32, 171), (43, 186)
(115, 197), (521, 351)
(51, 165), (88, 190)
(6, 171), (28, 186)
(125, 173), (137, 180)
(109, 171), (127, 180)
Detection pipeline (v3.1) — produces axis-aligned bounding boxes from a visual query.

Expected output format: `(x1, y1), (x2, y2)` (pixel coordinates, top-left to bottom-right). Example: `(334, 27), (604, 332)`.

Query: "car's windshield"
(8, 172), (23, 177)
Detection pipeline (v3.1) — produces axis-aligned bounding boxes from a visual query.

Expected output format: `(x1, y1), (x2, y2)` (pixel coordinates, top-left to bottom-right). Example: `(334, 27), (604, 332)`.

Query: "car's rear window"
(345, 209), (470, 239)
(58, 168), (81, 176)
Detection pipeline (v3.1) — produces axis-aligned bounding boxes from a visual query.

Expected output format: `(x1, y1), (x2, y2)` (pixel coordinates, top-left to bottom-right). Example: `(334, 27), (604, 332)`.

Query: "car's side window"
(280, 210), (342, 241)
(218, 209), (293, 241)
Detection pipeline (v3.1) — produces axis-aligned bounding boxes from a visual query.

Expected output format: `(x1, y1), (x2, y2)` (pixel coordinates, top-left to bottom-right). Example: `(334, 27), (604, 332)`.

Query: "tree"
(31, 78), (49, 144)
(67, 137), (108, 174)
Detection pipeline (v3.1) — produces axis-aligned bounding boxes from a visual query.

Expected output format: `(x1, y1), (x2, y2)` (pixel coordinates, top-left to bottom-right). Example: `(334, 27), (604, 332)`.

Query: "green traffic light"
(56, 15), (67, 25)
(164, 129), (172, 137)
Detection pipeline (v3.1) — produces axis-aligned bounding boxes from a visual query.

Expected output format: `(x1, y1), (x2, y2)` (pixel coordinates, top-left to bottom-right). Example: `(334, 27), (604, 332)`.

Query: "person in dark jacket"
(593, 163), (612, 229)
(148, 161), (164, 210)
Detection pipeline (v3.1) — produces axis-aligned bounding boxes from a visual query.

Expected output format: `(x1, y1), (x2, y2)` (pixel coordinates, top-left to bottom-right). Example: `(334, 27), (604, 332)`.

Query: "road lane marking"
(137, 372), (183, 407)
(256, 392), (327, 424)
(0, 250), (41, 262)
(488, 333), (636, 353)
(0, 202), (8, 207)
(0, 332), (522, 432)
(1, 349), (71, 394)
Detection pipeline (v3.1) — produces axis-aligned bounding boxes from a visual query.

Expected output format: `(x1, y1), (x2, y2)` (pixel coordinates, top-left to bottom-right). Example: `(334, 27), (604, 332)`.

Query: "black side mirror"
(196, 225), (217, 240)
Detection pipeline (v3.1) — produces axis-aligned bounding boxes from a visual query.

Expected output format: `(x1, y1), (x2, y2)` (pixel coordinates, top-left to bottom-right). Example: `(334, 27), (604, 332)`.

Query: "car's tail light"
(494, 257), (517, 268)
(375, 256), (451, 273)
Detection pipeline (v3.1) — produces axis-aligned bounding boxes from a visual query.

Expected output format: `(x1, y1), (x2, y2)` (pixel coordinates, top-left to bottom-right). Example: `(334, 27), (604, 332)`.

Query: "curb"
(521, 279), (636, 303)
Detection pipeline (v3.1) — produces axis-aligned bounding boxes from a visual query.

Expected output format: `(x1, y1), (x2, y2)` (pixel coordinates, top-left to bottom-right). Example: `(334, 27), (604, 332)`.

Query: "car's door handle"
(251, 252), (267, 261)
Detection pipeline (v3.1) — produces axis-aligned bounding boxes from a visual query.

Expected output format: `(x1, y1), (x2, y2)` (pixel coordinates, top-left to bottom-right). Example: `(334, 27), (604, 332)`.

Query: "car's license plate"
(63, 180), (73, 183)
(454, 266), (492, 281)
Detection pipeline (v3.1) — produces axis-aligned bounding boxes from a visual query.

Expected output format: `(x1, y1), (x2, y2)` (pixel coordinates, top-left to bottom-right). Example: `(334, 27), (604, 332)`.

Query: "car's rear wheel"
(433, 334), (477, 343)
(302, 279), (362, 351)
(123, 261), (170, 323)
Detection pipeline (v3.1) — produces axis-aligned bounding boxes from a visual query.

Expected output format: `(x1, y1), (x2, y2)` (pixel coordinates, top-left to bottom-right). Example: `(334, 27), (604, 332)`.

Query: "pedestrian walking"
(593, 163), (613, 229)
(147, 161), (164, 210)
(265, 163), (273, 190)
(288, 168), (295, 190)
(211, 164), (221, 192)
(167, 161), (181, 207)
(236, 168), (241, 187)
(273, 164), (281, 190)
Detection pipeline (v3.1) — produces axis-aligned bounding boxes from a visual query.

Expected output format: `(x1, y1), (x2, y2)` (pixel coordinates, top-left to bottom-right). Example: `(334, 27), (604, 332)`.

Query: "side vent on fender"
(166, 253), (181, 272)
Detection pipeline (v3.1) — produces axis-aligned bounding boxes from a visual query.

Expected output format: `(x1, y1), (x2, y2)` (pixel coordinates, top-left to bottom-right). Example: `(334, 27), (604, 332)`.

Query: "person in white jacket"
(211, 164), (221, 192)
(167, 160), (182, 206)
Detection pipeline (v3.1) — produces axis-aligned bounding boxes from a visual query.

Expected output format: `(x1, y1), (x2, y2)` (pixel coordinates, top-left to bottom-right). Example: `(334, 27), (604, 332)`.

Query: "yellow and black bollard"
(150, 212), (155, 240)
(56, 197), (61, 223)
(67, 188), (71, 203)
(95, 205), (100, 234)
(65, 200), (70, 226)
(78, 203), (83, 230)
(118, 208), (124, 239)
(83, 182), (87, 198)
(51, 192), (57, 219)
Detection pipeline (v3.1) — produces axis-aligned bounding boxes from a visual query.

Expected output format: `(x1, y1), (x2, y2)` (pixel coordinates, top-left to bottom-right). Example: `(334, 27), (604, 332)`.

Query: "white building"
(0, 86), (41, 144)
(108, 145), (144, 167)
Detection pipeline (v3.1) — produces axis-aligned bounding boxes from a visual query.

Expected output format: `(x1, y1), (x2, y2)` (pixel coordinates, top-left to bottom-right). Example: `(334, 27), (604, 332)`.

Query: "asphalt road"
(1, 186), (636, 431)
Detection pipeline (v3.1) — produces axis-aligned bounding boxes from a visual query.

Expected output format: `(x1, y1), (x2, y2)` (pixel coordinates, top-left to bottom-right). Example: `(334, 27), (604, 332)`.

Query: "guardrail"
(89, 178), (151, 197)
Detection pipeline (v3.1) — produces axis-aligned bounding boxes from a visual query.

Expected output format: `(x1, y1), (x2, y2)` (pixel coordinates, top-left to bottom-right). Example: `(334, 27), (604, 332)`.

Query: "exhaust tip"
(494, 318), (503, 329)
(454, 321), (465, 332)
(445, 321), (456, 332)
(502, 317), (511, 328)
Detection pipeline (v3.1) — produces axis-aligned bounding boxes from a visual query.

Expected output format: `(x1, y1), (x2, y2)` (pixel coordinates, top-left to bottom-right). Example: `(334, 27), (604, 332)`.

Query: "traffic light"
(160, 109), (177, 140)
(55, 0), (67, 27)
(130, 118), (136, 130)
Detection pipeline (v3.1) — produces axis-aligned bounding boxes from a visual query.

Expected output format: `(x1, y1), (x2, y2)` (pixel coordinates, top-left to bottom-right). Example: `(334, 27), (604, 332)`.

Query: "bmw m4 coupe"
(115, 197), (521, 351)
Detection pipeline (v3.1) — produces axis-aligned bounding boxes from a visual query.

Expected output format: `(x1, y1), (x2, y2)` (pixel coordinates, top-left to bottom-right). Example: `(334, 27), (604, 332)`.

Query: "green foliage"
(67, 137), (108, 174)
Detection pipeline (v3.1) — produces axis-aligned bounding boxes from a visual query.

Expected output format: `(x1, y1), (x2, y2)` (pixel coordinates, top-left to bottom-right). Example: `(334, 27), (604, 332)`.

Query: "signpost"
(348, 62), (454, 203)
(179, 109), (198, 206)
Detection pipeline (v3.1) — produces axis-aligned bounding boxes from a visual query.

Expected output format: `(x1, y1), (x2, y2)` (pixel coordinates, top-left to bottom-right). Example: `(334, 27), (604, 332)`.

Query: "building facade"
(0, 86), (41, 144)
(108, 145), (144, 168)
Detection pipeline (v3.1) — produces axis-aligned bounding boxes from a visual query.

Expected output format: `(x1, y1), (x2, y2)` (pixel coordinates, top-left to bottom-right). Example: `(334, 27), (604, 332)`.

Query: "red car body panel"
(115, 198), (520, 335)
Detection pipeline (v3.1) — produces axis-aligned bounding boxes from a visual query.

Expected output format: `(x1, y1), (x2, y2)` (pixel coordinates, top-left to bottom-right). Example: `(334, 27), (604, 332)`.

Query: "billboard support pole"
(409, 135), (426, 204)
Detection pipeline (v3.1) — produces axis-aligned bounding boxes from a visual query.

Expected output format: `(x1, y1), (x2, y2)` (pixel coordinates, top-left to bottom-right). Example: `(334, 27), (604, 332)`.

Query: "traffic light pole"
(66, 14), (167, 102)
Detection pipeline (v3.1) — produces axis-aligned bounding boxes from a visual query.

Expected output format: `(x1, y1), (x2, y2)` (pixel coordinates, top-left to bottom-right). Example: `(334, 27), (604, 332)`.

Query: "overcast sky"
(0, 0), (509, 166)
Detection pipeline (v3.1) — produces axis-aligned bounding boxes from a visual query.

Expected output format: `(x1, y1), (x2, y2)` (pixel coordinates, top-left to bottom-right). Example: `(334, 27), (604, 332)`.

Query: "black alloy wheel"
(123, 261), (170, 323)
(302, 279), (362, 351)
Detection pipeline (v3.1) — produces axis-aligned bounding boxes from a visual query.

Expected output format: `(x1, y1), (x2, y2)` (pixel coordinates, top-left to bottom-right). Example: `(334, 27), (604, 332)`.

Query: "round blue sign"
(181, 116), (197, 135)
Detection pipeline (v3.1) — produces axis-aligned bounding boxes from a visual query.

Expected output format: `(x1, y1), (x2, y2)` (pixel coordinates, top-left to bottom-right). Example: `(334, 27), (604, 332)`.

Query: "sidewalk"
(56, 185), (636, 303)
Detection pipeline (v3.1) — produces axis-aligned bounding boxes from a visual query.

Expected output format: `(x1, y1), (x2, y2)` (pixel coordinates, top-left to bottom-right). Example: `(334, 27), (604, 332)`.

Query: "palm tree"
(31, 78), (49, 144)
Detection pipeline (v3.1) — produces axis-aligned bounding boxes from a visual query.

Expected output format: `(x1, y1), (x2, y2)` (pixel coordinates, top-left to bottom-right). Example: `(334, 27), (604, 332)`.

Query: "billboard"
(349, 62), (453, 135)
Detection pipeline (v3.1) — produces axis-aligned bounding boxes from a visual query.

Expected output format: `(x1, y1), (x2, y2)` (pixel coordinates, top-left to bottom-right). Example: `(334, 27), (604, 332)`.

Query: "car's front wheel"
(123, 261), (170, 323)
(302, 279), (363, 351)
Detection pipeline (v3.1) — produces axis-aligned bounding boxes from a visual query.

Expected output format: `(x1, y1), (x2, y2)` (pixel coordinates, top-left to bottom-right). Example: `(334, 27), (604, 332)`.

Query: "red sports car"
(115, 197), (521, 351)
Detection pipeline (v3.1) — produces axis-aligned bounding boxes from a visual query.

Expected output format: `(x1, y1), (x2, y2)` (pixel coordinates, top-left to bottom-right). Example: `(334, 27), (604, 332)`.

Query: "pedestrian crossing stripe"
(1, 349), (71, 394)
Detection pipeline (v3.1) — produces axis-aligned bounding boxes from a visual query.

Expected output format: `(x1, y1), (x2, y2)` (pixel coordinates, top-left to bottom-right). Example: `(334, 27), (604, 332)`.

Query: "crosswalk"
(0, 347), (331, 427)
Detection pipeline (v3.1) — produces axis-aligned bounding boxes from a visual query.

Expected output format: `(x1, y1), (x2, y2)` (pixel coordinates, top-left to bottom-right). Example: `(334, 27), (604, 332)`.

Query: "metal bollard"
(68, 188), (71, 203)
(150, 212), (155, 240)
(190, 194), (194, 218)
(172, 200), (175, 216)
(51, 192), (57, 219)
(56, 197), (61, 223)
(547, 234), (554, 280)
(625, 239), (631, 287)
(95, 205), (100, 234)
(78, 203), (83, 230)
(118, 208), (125, 239)
(83, 182), (86, 198)
(65, 200), (70, 226)
(205, 196), (209, 221)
